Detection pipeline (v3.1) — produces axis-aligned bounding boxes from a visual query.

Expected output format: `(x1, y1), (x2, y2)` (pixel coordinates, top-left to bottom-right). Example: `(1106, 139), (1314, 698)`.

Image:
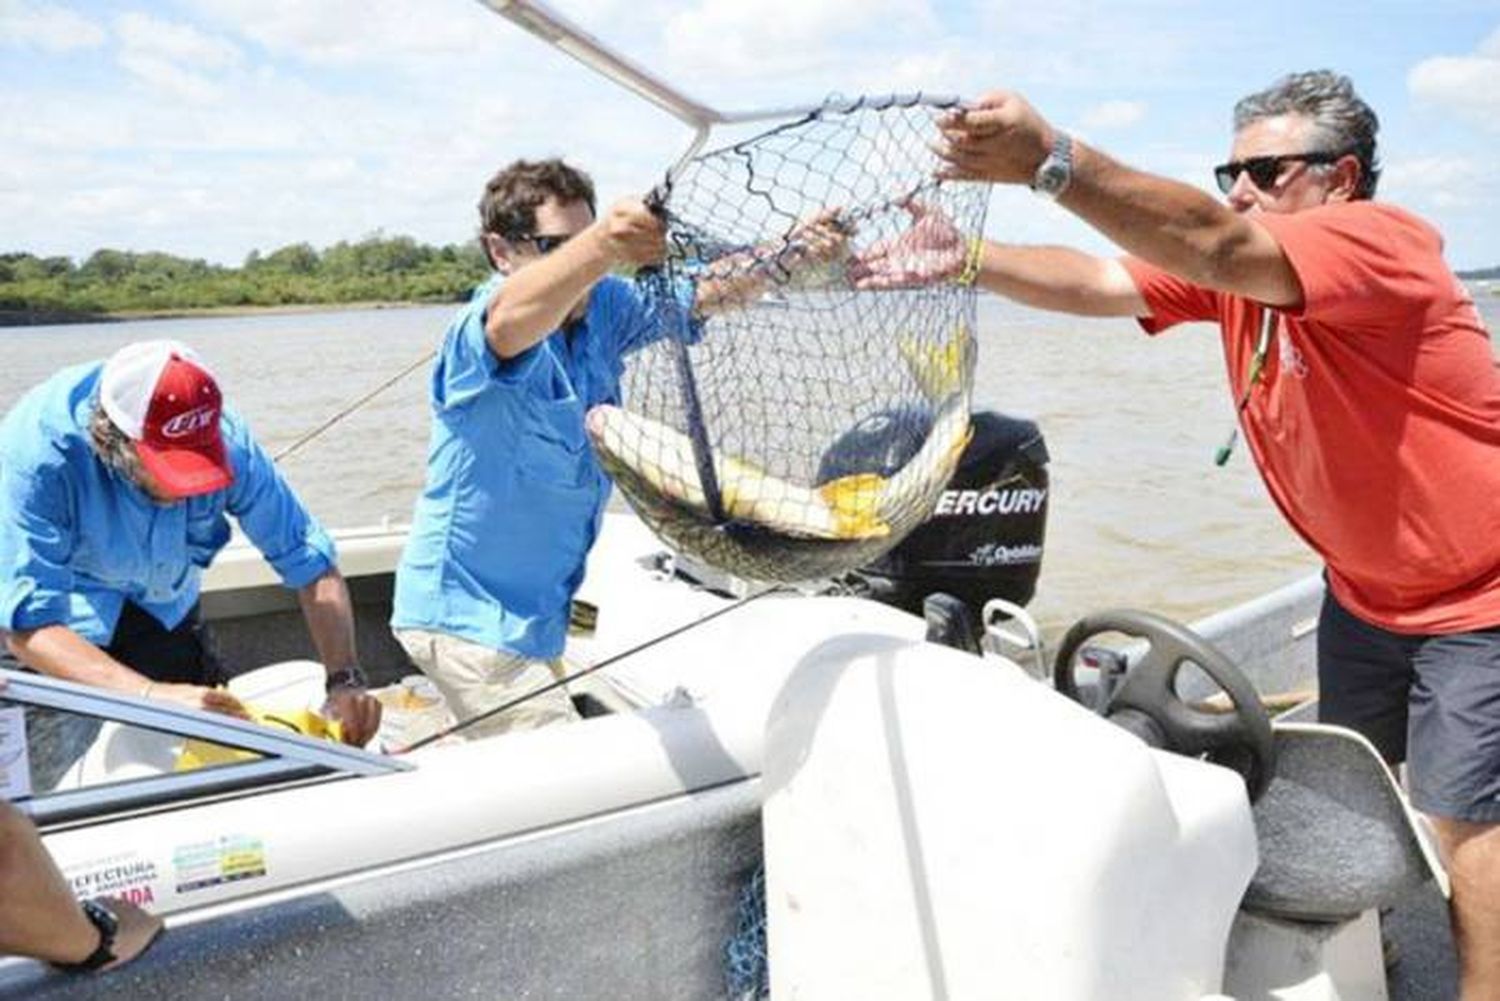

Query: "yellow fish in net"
(587, 405), (891, 540)
(586, 391), (970, 543)
(899, 324), (972, 402)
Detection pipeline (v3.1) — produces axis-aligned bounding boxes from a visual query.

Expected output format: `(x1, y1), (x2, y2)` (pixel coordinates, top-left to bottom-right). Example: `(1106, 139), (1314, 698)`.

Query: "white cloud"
(181, 0), (510, 68)
(1408, 30), (1500, 132)
(662, 0), (936, 78)
(1381, 155), (1497, 210)
(974, 0), (1210, 89)
(0, 1), (105, 52)
(117, 52), (224, 104)
(116, 11), (242, 69)
(1079, 100), (1147, 130)
(851, 46), (993, 99)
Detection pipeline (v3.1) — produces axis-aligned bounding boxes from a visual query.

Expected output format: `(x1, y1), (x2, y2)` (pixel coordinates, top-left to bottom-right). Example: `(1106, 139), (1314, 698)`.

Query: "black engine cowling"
(841, 410), (1049, 624)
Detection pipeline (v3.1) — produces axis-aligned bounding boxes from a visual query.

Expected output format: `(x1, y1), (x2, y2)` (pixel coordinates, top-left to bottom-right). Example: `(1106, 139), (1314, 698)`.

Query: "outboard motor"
(839, 410), (1049, 629)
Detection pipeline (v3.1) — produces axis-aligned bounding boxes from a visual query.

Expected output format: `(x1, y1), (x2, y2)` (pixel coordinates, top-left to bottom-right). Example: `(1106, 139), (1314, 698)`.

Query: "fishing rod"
(395, 583), (785, 752)
(272, 347), (435, 465)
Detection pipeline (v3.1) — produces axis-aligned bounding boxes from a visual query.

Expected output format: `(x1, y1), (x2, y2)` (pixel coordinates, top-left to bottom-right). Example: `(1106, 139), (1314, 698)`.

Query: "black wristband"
(53, 899), (118, 973)
(325, 665), (369, 693)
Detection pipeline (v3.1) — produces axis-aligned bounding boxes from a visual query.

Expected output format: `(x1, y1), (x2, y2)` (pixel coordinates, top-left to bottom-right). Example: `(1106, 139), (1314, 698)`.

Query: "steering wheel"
(1053, 609), (1276, 802)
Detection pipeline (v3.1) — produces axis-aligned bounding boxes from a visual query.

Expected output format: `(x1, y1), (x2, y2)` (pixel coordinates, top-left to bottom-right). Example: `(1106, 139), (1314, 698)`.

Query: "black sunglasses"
(1213, 151), (1347, 195)
(512, 232), (575, 254)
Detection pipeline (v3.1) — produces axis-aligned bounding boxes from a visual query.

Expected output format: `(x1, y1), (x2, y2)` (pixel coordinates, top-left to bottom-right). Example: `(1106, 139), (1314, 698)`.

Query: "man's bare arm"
(5, 625), (146, 693)
(1060, 144), (1300, 307)
(692, 211), (849, 316)
(295, 568), (358, 673)
(846, 201), (1145, 315)
(4, 624), (246, 716)
(295, 568), (380, 746)
(0, 801), (163, 968)
(975, 243), (1147, 317)
(484, 198), (666, 359)
(937, 92), (1302, 308)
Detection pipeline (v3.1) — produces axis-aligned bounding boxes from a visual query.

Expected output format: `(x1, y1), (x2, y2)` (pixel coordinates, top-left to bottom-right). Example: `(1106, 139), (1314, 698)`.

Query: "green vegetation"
(0, 234), (491, 325)
(1457, 266), (1500, 282)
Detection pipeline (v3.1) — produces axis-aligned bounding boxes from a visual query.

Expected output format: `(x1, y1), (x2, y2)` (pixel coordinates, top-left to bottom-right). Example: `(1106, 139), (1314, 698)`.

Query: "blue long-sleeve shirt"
(0, 361), (337, 645)
(391, 273), (691, 659)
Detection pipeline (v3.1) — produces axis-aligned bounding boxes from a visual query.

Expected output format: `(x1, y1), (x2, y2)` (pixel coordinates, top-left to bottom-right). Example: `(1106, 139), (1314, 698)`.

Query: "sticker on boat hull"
(173, 834), (267, 893)
(65, 853), (161, 906)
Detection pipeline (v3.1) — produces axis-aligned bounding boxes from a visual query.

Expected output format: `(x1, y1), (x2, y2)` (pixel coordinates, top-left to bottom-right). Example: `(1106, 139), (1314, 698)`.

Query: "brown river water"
(3, 290), (1495, 643)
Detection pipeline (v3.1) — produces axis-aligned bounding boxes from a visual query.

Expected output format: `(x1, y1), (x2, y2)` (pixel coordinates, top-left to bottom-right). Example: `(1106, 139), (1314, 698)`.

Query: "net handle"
(476, 0), (848, 173)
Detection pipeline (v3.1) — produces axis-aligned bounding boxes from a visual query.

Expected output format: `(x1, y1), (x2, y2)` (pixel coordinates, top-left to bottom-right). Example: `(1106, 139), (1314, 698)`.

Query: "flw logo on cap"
(159, 404), (220, 439)
(101, 339), (235, 498)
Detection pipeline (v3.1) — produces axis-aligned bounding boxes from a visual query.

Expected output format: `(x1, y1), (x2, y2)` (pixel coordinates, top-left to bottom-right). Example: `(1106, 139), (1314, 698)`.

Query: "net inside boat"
(724, 863), (769, 1000)
(593, 94), (989, 582)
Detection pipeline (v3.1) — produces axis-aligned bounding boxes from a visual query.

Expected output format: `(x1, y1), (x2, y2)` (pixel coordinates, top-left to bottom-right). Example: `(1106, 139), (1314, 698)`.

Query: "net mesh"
(591, 94), (989, 582)
(724, 863), (769, 1001)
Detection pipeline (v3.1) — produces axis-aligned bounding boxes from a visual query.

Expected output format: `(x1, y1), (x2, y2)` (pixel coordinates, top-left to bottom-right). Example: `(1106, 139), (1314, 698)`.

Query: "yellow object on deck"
(175, 706), (343, 771)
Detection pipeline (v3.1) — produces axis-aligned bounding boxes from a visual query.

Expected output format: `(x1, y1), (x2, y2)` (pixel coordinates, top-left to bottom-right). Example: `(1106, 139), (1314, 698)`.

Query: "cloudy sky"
(4, 0), (1498, 269)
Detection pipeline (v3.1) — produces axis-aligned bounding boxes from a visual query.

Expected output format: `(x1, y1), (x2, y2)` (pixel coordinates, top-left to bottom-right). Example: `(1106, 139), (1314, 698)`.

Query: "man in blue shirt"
(392, 159), (843, 738)
(0, 340), (381, 773)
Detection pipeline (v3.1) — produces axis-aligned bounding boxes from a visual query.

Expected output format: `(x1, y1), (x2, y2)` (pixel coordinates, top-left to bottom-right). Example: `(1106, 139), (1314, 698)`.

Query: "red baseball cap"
(99, 340), (234, 498)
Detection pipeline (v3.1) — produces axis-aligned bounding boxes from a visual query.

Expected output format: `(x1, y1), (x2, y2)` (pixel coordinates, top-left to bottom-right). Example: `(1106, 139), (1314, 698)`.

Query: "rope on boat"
(271, 348), (436, 464)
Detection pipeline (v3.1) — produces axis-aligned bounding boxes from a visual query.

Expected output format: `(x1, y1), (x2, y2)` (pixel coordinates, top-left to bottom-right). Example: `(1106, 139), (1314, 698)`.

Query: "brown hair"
(478, 158), (596, 241)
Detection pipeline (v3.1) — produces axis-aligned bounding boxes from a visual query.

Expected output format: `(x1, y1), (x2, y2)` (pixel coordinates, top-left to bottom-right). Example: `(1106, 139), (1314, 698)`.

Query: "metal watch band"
(325, 665), (369, 692)
(1031, 131), (1074, 199)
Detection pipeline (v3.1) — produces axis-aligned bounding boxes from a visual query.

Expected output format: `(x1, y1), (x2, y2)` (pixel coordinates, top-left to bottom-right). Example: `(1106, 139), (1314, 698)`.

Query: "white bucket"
(227, 660), (326, 713)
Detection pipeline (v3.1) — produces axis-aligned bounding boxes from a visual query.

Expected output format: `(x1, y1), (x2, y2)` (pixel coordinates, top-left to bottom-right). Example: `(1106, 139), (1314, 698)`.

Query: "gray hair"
(1233, 70), (1380, 199)
(88, 405), (148, 486)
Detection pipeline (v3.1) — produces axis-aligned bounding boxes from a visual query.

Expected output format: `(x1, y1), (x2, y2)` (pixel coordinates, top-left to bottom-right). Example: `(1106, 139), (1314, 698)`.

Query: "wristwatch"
(53, 899), (118, 972)
(1031, 131), (1074, 200)
(325, 665), (369, 693)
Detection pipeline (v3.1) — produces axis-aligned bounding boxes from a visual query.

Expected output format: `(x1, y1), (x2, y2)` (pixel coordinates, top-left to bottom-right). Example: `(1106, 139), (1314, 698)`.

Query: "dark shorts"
(104, 600), (227, 687)
(1318, 590), (1500, 823)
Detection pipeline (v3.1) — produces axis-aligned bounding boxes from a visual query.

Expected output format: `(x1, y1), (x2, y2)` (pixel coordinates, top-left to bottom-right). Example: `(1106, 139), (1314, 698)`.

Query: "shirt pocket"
(517, 393), (591, 491)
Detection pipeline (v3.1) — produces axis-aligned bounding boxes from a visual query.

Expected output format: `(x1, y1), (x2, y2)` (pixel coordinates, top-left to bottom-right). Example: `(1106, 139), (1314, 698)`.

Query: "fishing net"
(591, 94), (989, 582)
(723, 863), (770, 1001)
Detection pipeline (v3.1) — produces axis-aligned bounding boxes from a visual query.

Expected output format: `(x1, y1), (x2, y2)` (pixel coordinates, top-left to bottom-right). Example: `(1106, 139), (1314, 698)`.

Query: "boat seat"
(1243, 721), (1446, 922)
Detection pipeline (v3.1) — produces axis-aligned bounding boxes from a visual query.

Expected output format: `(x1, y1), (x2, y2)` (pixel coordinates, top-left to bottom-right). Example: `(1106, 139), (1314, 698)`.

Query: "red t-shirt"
(1122, 201), (1500, 633)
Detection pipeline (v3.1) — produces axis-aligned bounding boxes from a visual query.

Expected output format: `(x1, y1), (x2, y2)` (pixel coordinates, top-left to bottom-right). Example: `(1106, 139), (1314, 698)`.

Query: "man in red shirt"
(854, 70), (1500, 996)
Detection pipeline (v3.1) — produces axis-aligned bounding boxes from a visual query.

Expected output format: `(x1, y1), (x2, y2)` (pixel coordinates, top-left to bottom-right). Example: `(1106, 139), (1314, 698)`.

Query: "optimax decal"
(66, 854), (160, 907)
(933, 487), (1047, 517)
(173, 834), (267, 893)
(969, 543), (1044, 567)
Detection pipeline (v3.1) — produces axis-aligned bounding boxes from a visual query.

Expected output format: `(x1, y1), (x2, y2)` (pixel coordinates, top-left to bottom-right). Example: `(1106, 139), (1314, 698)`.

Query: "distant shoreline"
(0, 300), (449, 328)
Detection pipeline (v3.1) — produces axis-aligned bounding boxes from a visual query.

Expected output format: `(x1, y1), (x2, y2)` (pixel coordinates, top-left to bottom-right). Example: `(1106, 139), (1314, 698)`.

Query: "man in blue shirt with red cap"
(0, 339), (381, 781)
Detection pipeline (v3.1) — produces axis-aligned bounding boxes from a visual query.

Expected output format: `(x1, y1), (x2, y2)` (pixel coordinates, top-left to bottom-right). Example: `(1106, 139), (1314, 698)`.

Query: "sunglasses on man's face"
(1212, 151), (1346, 195)
(512, 233), (576, 254)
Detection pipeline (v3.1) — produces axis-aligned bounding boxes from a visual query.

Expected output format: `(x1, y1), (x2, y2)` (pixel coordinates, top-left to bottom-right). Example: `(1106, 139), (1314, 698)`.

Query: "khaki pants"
(393, 629), (581, 741)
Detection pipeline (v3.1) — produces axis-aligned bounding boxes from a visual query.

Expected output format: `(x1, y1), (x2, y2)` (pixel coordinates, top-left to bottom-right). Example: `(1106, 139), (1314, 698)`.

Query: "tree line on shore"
(0, 234), (492, 323)
(3, 233), (1495, 327)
